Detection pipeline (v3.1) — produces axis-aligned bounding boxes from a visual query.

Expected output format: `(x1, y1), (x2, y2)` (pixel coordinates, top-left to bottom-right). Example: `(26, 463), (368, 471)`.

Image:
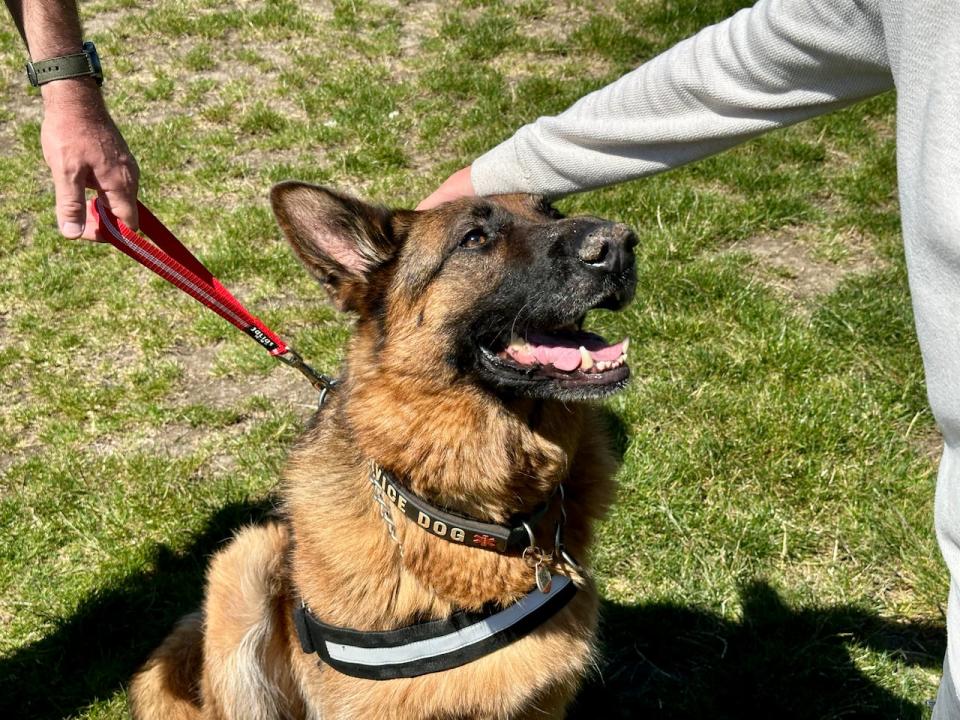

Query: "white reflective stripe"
(324, 575), (571, 667)
(97, 201), (250, 328)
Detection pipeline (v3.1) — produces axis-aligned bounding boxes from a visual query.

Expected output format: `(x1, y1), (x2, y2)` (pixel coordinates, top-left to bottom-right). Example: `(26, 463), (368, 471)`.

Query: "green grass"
(0, 1), (944, 718)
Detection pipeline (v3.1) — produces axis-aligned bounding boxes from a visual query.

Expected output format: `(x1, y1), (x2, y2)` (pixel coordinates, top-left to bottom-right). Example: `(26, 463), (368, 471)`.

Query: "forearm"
(472, 0), (894, 197)
(5, 0), (83, 57)
(5, 0), (139, 236)
(4, 0), (102, 107)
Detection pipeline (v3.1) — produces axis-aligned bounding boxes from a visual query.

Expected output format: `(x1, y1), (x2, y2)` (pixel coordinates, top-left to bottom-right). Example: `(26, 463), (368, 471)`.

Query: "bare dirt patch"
(394, 0), (442, 60)
(911, 423), (945, 465)
(490, 50), (612, 86)
(73, 342), (320, 476)
(518, 0), (623, 45)
(168, 343), (317, 414)
(1, 91), (41, 127)
(87, 421), (207, 460)
(723, 225), (888, 306)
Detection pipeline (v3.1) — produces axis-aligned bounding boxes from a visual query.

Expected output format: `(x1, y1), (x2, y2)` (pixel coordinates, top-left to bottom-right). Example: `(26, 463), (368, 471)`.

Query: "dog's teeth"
(622, 338), (630, 356)
(579, 346), (593, 370)
(508, 337), (535, 356)
(596, 361), (609, 371)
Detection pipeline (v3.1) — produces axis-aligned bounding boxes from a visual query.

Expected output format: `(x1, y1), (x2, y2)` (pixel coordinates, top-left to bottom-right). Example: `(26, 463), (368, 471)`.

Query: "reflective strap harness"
(293, 575), (576, 680)
(89, 197), (336, 396)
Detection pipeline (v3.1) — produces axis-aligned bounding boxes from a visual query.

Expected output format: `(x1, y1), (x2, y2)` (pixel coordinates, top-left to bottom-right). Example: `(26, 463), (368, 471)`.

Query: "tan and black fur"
(129, 185), (637, 719)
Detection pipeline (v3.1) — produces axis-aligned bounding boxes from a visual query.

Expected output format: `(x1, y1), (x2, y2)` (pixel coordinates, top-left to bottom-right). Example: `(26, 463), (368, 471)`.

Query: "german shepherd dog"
(129, 183), (636, 719)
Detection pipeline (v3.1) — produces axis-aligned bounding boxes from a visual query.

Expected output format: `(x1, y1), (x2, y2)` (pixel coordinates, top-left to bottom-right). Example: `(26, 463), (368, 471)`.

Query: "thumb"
(53, 168), (88, 239)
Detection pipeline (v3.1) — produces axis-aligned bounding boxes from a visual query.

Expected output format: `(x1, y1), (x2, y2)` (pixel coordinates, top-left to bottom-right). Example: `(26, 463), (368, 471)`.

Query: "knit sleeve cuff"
(470, 129), (535, 196)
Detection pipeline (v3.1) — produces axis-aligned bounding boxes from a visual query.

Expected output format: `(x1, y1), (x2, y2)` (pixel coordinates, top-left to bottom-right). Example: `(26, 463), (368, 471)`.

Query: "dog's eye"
(459, 228), (489, 250)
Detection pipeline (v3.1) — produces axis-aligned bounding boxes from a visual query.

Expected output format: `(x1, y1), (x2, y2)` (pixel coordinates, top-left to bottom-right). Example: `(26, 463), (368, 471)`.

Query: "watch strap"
(27, 46), (99, 87)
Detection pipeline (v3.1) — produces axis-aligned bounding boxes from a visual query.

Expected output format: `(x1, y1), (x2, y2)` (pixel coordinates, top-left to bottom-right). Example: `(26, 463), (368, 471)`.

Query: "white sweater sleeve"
(471, 0), (894, 197)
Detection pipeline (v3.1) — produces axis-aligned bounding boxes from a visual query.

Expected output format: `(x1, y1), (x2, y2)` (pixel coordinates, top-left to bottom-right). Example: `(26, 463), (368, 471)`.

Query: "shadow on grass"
(0, 498), (276, 720)
(1, 500), (945, 720)
(570, 583), (945, 720)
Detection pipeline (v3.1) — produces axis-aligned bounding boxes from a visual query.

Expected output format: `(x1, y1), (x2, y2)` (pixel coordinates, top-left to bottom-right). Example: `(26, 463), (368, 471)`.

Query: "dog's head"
(271, 182), (636, 402)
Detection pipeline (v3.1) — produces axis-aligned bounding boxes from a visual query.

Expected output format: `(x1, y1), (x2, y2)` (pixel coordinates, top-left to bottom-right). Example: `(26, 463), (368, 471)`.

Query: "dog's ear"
(270, 182), (399, 311)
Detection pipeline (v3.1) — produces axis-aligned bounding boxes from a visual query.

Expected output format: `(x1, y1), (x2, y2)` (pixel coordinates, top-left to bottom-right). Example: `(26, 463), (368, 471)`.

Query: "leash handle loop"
(89, 197), (338, 399)
(91, 197), (289, 355)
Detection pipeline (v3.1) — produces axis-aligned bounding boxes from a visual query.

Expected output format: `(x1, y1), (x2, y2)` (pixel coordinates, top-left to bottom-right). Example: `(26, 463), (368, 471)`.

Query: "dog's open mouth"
(500, 329), (629, 376)
(478, 323), (630, 399)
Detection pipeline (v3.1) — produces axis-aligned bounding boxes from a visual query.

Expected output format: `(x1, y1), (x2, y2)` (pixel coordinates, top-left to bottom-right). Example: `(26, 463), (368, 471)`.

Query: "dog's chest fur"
(280, 377), (618, 718)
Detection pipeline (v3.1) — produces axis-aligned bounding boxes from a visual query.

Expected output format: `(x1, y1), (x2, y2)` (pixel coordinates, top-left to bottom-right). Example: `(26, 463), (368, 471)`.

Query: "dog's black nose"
(576, 223), (636, 274)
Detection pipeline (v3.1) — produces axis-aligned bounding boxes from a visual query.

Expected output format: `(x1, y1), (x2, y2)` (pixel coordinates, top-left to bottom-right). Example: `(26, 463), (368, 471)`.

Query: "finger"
(415, 190), (448, 211)
(52, 167), (88, 239)
(416, 187), (466, 211)
(100, 187), (140, 232)
(416, 166), (475, 211)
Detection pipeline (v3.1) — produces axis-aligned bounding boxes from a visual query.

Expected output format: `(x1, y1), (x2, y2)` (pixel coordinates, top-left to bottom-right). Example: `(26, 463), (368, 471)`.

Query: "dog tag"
(535, 563), (553, 594)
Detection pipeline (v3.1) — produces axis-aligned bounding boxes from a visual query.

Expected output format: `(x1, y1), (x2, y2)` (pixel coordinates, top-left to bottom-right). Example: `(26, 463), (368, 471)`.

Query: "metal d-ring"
(521, 520), (546, 568)
(522, 520), (536, 550)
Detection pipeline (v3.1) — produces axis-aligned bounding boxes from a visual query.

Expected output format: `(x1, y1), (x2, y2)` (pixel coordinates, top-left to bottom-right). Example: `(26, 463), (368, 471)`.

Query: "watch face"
(26, 62), (39, 87)
(83, 41), (103, 82)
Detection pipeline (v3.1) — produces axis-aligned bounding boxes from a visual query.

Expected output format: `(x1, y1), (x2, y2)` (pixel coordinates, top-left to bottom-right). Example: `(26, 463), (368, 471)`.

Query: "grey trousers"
(934, 655), (960, 720)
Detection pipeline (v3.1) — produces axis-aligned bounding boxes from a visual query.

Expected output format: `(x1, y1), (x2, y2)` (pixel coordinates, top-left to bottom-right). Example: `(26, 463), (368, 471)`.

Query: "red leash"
(89, 196), (336, 399)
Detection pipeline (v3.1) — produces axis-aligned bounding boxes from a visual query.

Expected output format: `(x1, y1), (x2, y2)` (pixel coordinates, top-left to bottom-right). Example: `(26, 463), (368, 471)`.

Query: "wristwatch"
(26, 41), (103, 87)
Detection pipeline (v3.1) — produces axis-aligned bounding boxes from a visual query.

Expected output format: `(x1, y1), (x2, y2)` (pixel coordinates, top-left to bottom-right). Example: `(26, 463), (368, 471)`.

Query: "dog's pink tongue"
(532, 345), (582, 371)
(528, 332), (626, 364)
(587, 341), (625, 362)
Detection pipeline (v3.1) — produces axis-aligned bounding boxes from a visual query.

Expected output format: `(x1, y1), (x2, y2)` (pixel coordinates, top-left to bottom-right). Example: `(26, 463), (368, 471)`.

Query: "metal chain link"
(369, 462), (403, 556)
(553, 484), (583, 571)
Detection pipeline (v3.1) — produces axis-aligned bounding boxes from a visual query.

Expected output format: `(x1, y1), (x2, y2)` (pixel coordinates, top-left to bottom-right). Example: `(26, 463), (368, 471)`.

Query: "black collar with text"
(371, 464), (553, 554)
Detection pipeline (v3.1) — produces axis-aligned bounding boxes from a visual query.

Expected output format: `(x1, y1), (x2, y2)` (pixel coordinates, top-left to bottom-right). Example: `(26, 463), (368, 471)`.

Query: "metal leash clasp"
(276, 348), (338, 407)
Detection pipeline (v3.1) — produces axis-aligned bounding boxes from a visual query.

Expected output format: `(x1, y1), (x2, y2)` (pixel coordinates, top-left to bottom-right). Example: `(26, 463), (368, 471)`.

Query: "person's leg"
(929, 456), (960, 713)
(883, 0), (960, 709)
(933, 654), (960, 719)
(933, 461), (960, 720)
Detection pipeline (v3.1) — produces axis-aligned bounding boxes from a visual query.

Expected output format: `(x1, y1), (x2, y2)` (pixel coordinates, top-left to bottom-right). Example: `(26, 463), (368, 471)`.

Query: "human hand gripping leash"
(88, 196), (337, 404)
